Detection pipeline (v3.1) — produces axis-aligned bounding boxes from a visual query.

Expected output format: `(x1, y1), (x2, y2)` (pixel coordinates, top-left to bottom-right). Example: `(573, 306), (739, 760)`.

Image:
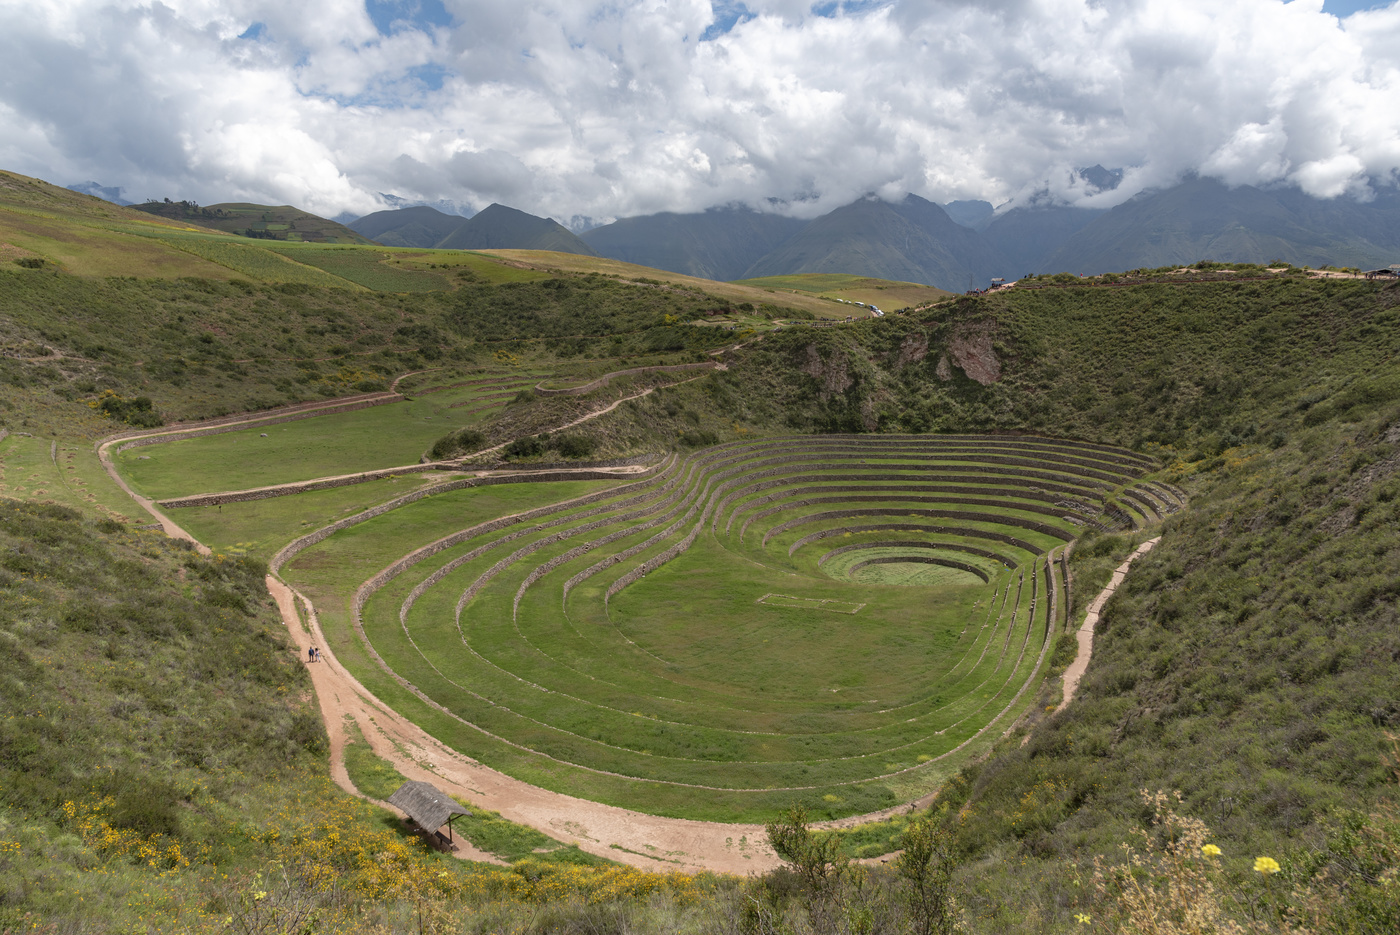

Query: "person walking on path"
(308, 646), (316, 664)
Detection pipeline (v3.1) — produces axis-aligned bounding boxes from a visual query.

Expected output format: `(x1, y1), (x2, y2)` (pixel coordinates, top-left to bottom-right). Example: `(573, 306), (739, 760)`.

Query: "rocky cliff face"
(948, 321), (1001, 385)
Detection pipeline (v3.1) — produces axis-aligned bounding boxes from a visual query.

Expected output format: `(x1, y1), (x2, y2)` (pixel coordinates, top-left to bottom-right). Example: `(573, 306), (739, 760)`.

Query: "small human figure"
(315, 648), (322, 663)
(308, 646), (316, 663)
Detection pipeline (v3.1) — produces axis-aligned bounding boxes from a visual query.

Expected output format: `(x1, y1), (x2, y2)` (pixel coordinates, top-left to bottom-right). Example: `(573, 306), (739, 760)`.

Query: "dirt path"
(469, 373), (715, 461)
(267, 576), (779, 874)
(154, 461), (655, 509)
(1057, 537), (1160, 712)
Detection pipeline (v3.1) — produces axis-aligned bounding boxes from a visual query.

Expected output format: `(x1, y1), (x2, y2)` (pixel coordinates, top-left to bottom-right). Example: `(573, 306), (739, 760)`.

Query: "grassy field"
(261, 244), (451, 292)
(173, 474), (456, 560)
(113, 378), (545, 498)
(279, 435), (1141, 820)
(732, 273), (951, 310)
(482, 249), (848, 318)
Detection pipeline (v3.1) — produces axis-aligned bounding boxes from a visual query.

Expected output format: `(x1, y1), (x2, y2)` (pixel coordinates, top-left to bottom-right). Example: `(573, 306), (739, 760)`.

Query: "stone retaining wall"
(818, 540), (1016, 569)
(848, 555), (992, 584)
(271, 455), (673, 577)
(534, 362), (720, 396)
(347, 458), (682, 623)
(690, 449), (1114, 492)
(808, 432), (1157, 472)
(99, 391), (397, 446)
(714, 470), (1101, 534)
(744, 493), (1090, 542)
(161, 464), (443, 508)
(789, 523), (1043, 557)
(729, 483), (1085, 534)
(115, 394), (404, 454)
(763, 508), (1075, 548)
(398, 460), (686, 619)
(452, 464), (701, 614)
(474, 454), (658, 472)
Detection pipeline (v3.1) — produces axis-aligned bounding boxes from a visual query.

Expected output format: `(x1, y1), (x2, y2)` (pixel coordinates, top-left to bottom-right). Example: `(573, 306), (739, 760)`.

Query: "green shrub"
(91, 391), (164, 427)
(679, 429), (719, 447)
(503, 435), (544, 459)
(554, 434), (596, 459)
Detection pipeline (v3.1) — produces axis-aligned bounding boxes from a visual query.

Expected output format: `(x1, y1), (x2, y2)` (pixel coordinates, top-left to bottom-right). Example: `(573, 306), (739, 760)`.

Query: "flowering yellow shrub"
(62, 799), (192, 873)
(465, 860), (703, 906)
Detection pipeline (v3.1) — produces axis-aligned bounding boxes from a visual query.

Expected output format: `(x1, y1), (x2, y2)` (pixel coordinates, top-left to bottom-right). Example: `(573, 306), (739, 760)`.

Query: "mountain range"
(352, 180), (1400, 289)
(348, 202), (595, 255)
(100, 174), (1400, 290)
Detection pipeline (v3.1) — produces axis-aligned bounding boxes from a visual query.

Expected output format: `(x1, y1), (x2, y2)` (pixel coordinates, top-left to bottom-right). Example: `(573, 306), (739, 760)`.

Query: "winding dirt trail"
(267, 576), (779, 874)
(1057, 537), (1160, 712)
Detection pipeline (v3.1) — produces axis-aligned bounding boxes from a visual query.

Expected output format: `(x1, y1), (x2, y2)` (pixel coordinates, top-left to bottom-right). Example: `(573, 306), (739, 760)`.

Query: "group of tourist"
(307, 646), (322, 663)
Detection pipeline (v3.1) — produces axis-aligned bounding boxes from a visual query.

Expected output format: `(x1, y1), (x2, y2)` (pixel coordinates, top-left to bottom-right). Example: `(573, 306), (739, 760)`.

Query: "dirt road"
(268, 576), (780, 874)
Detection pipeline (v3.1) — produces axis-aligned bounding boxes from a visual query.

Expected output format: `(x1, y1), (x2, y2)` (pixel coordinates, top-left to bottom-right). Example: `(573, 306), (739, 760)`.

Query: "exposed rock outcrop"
(948, 321), (1001, 385)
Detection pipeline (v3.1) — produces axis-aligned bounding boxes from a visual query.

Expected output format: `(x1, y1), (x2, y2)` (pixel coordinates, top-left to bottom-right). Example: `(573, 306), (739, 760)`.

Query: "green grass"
(113, 385), (520, 499)
(294, 436), (1112, 820)
(733, 273), (949, 310)
(341, 721), (411, 801)
(383, 250), (556, 284)
(173, 474), (453, 561)
(145, 231), (362, 288)
(261, 244), (451, 292)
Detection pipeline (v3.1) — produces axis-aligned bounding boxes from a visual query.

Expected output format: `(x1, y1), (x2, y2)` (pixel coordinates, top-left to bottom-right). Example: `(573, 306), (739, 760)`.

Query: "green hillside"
(1, 181), (1399, 934)
(132, 199), (376, 245)
(581, 206), (805, 281)
(436, 202), (597, 255)
(733, 272), (950, 310)
(742, 194), (1008, 291)
(347, 204), (468, 247)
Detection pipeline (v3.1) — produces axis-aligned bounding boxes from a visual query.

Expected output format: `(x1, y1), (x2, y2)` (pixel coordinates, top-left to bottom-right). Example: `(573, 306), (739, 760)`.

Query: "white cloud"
(0, 0), (1397, 220)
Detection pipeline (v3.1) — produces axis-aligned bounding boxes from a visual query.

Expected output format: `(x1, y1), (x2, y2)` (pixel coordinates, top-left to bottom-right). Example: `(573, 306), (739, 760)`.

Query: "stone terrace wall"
(114, 395), (403, 454)
(533, 362), (720, 396)
(345, 457), (683, 622)
(473, 454), (659, 472)
(789, 523), (1043, 557)
(817, 539), (1016, 568)
(763, 508), (1075, 548)
(98, 391), (399, 446)
(848, 555), (991, 584)
(271, 456), (672, 577)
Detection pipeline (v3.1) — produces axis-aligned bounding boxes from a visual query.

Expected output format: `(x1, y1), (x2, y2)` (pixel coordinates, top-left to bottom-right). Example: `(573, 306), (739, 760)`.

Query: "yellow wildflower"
(1201, 844), (1222, 857)
(1075, 913), (1091, 924)
(1254, 856), (1281, 874)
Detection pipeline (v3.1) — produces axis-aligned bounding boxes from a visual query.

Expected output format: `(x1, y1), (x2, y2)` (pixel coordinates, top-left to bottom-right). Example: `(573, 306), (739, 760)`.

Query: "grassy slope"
(702, 274), (1400, 930)
(114, 377), (544, 498)
(733, 273), (951, 311)
(483, 249), (847, 319)
(132, 200), (375, 245)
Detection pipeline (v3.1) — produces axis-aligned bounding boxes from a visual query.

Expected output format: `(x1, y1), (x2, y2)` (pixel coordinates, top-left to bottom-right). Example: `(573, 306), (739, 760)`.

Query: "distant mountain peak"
(376, 192), (475, 218)
(66, 181), (131, 206)
(1077, 165), (1124, 193)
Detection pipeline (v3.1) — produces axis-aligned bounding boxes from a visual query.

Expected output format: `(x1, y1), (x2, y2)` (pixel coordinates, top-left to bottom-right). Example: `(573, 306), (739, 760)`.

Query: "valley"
(0, 171), (1397, 933)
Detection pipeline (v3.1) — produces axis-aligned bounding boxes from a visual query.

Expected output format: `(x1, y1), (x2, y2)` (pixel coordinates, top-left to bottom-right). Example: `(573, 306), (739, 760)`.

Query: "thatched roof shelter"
(387, 781), (471, 842)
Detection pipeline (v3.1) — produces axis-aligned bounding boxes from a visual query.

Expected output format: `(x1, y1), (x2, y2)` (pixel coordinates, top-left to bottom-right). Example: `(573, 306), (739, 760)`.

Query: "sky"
(0, 0), (1397, 226)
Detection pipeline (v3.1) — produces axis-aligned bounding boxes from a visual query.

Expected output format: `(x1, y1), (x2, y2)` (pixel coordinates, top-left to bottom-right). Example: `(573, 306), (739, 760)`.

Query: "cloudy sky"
(1, 0), (1397, 225)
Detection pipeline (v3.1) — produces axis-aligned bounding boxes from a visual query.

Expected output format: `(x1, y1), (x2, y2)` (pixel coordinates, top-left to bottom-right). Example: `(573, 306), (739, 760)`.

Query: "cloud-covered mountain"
(1039, 178), (1400, 274)
(435, 203), (596, 255)
(8, 2), (1399, 225)
(581, 207), (806, 282)
(982, 206), (1107, 276)
(740, 195), (1008, 292)
(65, 182), (130, 206)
